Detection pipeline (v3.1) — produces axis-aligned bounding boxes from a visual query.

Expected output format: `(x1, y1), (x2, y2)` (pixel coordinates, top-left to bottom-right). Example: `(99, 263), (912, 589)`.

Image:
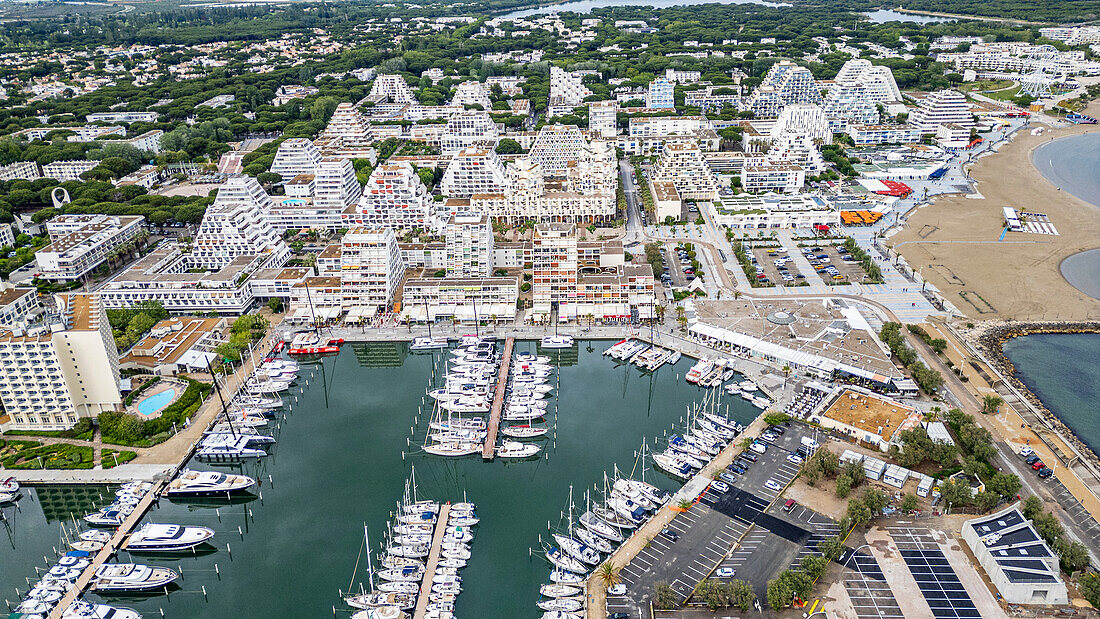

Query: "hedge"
(100, 378), (212, 447)
(101, 449), (138, 469)
(123, 376), (162, 406)
(3, 418), (94, 441)
(1, 442), (94, 470)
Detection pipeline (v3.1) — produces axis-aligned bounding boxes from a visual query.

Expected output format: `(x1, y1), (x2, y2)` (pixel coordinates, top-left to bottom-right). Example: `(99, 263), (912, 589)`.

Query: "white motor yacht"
(540, 335), (574, 349)
(90, 564), (178, 592)
(124, 523), (215, 552)
(497, 441), (541, 458)
(166, 470), (255, 497)
(61, 601), (142, 619)
(653, 452), (694, 480)
(410, 336), (449, 351)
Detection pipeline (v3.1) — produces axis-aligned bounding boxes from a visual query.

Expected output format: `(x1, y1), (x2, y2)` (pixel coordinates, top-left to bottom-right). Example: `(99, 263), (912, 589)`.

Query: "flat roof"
(822, 388), (918, 438)
(121, 317), (223, 367)
(0, 287), (35, 308)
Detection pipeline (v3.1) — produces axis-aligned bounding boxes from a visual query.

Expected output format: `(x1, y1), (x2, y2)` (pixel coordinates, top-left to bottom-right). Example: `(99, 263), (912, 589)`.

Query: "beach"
(889, 102), (1100, 321)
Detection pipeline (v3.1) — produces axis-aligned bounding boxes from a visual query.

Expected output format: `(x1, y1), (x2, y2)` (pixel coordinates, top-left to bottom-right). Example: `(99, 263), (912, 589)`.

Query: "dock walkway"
(482, 337), (514, 460)
(48, 480), (167, 618)
(411, 504), (451, 619)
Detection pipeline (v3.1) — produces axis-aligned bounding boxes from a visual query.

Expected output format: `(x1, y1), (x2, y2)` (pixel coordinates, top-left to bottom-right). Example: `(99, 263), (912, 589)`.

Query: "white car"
(1018, 446), (1034, 458)
(608, 584), (627, 595)
(711, 480), (730, 493)
(715, 567), (736, 578)
(750, 442), (767, 454)
(764, 479), (782, 491)
(787, 454), (803, 464)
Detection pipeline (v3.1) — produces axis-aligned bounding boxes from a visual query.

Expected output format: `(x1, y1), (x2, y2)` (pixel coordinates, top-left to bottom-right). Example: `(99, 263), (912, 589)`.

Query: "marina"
(1, 340), (758, 617)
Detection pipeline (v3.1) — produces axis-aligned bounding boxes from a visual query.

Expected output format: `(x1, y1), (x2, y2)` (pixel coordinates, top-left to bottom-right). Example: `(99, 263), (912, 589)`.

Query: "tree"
(986, 473), (1021, 499)
(653, 582), (679, 609)
(800, 554), (829, 580)
(495, 138), (524, 154)
(1055, 539), (1091, 575)
(595, 562), (622, 589)
(835, 475), (852, 498)
(940, 479), (972, 508)
(730, 579), (755, 611)
(818, 535), (844, 561)
(900, 494), (919, 512)
(766, 576), (792, 611)
(981, 394), (1004, 415)
(1078, 572), (1100, 609)
(1022, 495), (1044, 519)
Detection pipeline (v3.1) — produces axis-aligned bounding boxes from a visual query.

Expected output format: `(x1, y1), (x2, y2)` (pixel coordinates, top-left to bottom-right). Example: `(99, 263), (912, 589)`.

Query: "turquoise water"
(1003, 333), (1100, 454)
(1, 340), (759, 617)
(137, 388), (178, 416)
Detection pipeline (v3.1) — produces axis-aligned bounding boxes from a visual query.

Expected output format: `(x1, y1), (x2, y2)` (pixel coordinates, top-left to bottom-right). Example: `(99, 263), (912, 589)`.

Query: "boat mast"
(364, 524), (375, 593)
(204, 355), (237, 438)
(303, 281), (320, 335)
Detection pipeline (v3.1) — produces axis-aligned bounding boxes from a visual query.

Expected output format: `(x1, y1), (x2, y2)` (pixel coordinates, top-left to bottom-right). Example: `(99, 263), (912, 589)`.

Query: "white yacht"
(497, 441), (541, 458)
(1, 476), (20, 493)
(165, 470), (255, 497)
(196, 437), (268, 462)
(346, 592), (416, 610)
(437, 397), (490, 414)
(429, 417), (485, 432)
(410, 336), (449, 351)
(124, 523), (215, 551)
(540, 335), (574, 349)
(540, 583), (582, 598)
(502, 425), (548, 438)
(61, 601), (142, 619)
(574, 527), (614, 554)
(423, 442), (480, 457)
(578, 512), (623, 542)
(90, 564), (178, 592)
(351, 607), (407, 619)
(538, 598), (583, 613)
(552, 534), (600, 565)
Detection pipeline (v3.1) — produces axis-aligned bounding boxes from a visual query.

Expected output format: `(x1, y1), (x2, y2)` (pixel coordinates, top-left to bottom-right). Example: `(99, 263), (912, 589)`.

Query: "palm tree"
(782, 364), (792, 386)
(595, 562), (622, 590)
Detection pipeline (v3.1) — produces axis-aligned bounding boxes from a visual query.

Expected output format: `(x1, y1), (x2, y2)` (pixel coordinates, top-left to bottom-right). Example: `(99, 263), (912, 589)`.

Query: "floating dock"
(411, 503), (452, 619)
(482, 337), (514, 460)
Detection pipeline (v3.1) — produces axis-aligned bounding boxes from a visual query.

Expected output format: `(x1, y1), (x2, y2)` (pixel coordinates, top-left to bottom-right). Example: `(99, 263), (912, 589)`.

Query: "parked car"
(787, 454), (803, 464)
(729, 463), (747, 474)
(1037, 467), (1054, 479)
(660, 528), (679, 542)
(1018, 446), (1034, 458)
(715, 567), (736, 578)
(750, 442), (767, 454)
(783, 499), (797, 512)
(764, 479), (782, 491)
(711, 480), (730, 493)
(1025, 455), (1041, 465)
(719, 472), (737, 484)
(741, 452), (758, 462)
(1031, 460), (1045, 470)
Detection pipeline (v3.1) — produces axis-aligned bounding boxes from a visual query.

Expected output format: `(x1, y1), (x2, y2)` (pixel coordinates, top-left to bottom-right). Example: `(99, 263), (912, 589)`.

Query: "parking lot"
(750, 246), (809, 287)
(803, 243), (870, 285)
(888, 527), (981, 619)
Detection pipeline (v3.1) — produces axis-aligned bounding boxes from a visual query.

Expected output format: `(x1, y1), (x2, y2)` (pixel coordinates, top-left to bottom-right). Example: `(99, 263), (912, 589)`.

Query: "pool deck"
(131, 381), (183, 417)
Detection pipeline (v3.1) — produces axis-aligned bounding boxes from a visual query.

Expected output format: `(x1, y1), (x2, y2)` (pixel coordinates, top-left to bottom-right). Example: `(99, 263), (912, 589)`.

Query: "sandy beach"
(889, 102), (1100, 321)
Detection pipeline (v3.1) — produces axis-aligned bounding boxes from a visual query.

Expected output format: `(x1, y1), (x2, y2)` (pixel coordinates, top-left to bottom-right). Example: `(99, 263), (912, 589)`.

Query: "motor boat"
(90, 563), (179, 592)
(552, 534), (600, 565)
(514, 353), (550, 364)
(653, 452), (694, 480)
(437, 397), (490, 414)
(437, 558), (466, 569)
(196, 440), (268, 462)
(502, 408), (546, 422)
(410, 336), (449, 351)
(124, 523), (215, 552)
(380, 556), (424, 570)
(502, 425), (548, 438)
(578, 512), (623, 542)
(0, 490), (20, 503)
(378, 566), (424, 582)
(166, 470), (255, 497)
(1, 476), (20, 493)
(540, 335), (574, 349)
(429, 417), (485, 432)
(510, 383), (553, 396)
(445, 527), (474, 543)
(423, 442), (480, 457)
(608, 497), (647, 524)
(497, 441), (541, 458)
(61, 601), (142, 619)
(739, 380), (758, 392)
(351, 606), (407, 619)
(440, 546), (470, 560)
(548, 569), (585, 585)
(84, 506), (130, 527)
(377, 581), (420, 594)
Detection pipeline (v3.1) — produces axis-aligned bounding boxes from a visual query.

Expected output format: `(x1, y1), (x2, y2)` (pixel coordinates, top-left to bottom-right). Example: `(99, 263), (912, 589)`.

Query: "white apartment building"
(320, 103), (372, 146)
(665, 68), (701, 84)
(909, 90), (974, 134)
(401, 277), (518, 323)
(833, 59), (903, 104)
(846, 124), (921, 145)
(766, 132), (826, 175)
(549, 66), (592, 115)
(287, 276), (344, 324)
(770, 105), (830, 142)
(0, 223), (13, 248)
(86, 111), (159, 123)
(0, 293), (122, 432)
(0, 286), (40, 327)
(348, 162), (435, 231)
(652, 140), (718, 201)
(191, 176), (290, 270)
(745, 60), (822, 118)
(451, 81), (493, 110)
(42, 160), (99, 181)
(440, 111), (500, 155)
(629, 115), (709, 137)
(715, 193), (837, 229)
(930, 35), (985, 50)
(445, 214), (494, 278)
(1039, 26), (1100, 45)
(313, 158), (362, 212)
(588, 101), (619, 138)
(441, 147), (508, 197)
(821, 83), (881, 131)
(122, 130), (164, 154)
(529, 124), (587, 174)
(646, 77), (675, 109)
(340, 227), (404, 314)
(367, 74), (418, 104)
(271, 138), (323, 179)
(0, 161), (40, 181)
(37, 214), (146, 281)
(741, 164), (806, 194)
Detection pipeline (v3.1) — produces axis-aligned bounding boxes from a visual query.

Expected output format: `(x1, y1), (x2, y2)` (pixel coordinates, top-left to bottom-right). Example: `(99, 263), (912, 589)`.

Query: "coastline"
(890, 104), (1100, 321)
(971, 321), (1100, 471)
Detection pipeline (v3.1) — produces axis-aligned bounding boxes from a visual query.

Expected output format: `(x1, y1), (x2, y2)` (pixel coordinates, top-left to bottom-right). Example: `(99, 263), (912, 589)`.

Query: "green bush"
(100, 379), (211, 446)
(3, 417), (94, 441)
(1, 442), (93, 469)
(101, 449), (138, 469)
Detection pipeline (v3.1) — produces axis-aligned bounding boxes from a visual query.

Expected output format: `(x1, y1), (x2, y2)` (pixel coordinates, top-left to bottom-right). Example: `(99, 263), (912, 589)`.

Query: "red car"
(1031, 461), (1045, 470)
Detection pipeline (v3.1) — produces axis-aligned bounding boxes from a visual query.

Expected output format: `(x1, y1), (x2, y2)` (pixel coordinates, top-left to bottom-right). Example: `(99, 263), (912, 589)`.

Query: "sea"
(1003, 333), (1100, 456)
(1033, 132), (1100, 300)
(0, 340), (758, 618)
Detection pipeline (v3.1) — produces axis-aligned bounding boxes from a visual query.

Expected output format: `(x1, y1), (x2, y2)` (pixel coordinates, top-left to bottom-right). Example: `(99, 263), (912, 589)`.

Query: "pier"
(411, 503), (451, 619)
(47, 480), (167, 618)
(482, 337), (514, 460)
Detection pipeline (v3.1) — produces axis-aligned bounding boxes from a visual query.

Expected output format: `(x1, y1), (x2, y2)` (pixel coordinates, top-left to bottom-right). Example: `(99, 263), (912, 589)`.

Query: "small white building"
(962, 504), (1068, 605)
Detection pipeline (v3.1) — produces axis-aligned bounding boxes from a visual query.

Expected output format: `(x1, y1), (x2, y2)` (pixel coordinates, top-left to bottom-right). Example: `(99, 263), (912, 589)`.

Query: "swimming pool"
(136, 388), (178, 416)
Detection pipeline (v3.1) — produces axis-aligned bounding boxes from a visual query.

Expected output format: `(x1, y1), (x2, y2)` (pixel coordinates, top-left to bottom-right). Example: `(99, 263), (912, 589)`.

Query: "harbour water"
(0, 340), (759, 617)
(1032, 132), (1100, 300)
(1003, 333), (1100, 455)
(502, 0), (786, 18)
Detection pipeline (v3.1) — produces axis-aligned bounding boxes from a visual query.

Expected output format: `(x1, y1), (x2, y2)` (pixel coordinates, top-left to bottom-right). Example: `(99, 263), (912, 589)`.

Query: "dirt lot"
(889, 102), (1100, 321)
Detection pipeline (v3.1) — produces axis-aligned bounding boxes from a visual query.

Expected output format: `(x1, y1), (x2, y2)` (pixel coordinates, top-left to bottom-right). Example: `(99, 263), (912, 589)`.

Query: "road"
(618, 158), (644, 244)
